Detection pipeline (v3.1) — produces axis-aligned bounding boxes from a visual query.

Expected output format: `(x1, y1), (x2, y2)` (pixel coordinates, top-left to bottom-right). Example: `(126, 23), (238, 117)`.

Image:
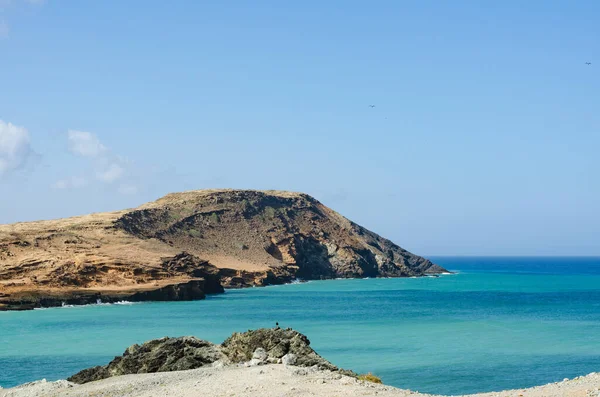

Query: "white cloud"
(0, 21), (8, 38)
(58, 129), (140, 192)
(118, 184), (138, 195)
(0, 119), (34, 175)
(52, 176), (87, 190)
(97, 163), (124, 183)
(68, 130), (106, 158)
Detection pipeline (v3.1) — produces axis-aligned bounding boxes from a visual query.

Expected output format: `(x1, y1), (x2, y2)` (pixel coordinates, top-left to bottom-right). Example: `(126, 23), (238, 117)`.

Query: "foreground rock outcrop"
(0, 189), (447, 310)
(67, 337), (226, 384)
(221, 328), (338, 370)
(67, 328), (342, 384)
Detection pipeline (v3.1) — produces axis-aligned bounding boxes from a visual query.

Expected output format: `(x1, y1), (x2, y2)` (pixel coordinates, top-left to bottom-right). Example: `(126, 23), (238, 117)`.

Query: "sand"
(2, 365), (599, 397)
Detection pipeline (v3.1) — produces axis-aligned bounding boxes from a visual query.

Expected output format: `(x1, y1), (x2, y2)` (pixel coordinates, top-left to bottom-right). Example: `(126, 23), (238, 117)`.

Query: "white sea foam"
(93, 300), (137, 306)
(265, 279), (311, 288)
(34, 300), (139, 310)
(98, 300), (137, 306)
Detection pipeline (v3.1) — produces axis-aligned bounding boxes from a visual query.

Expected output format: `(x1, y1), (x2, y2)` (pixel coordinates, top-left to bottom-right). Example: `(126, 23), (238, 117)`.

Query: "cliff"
(0, 189), (447, 310)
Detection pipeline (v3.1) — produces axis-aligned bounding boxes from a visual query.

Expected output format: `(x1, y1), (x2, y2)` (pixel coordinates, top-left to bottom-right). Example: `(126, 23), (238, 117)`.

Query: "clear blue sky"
(0, 0), (598, 256)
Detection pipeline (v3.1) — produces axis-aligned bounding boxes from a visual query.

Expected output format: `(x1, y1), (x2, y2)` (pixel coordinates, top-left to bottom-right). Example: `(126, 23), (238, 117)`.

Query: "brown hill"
(0, 189), (447, 310)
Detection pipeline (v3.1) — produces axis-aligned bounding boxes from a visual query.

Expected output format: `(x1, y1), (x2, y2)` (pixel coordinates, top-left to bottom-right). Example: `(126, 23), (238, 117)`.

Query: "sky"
(0, 0), (598, 256)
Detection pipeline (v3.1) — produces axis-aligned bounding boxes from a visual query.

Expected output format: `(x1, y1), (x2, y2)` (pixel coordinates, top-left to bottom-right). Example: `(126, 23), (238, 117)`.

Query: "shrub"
(357, 373), (382, 384)
(188, 229), (202, 238)
(264, 206), (276, 218)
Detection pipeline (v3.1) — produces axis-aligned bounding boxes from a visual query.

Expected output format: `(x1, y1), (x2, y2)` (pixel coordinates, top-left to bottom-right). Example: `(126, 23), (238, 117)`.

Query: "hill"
(0, 189), (446, 310)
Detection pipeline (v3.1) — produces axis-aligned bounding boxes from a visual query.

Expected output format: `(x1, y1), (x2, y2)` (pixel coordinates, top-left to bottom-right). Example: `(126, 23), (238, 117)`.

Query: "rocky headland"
(0, 189), (447, 310)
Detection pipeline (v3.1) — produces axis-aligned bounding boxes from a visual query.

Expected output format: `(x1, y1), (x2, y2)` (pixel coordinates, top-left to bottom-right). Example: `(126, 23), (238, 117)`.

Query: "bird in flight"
(369, 105), (376, 108)
(585, 62), (592, 65)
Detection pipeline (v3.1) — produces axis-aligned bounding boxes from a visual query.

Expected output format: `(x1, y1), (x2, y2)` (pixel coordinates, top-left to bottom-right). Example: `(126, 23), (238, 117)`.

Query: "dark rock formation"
(68, 328), (340, 384)
(217, 266), (297, 289)
(221, 327), (337, 370)
(127, 280), (206, 302)
(0, 280), (211, 311)
(159, 252), (224, 294)
(68, 337), (225, 384)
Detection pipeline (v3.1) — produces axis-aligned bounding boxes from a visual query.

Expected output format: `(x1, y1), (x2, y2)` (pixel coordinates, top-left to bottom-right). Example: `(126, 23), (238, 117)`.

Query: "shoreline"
(2, 365), (599, 397)
(1, 326), (598, 396)
(0, 274), (457, 312)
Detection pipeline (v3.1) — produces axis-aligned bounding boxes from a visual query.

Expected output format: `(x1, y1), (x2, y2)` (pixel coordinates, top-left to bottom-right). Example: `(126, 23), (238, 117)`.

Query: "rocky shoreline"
(0, 279), (211, 311)
(1, 328), (598, 397)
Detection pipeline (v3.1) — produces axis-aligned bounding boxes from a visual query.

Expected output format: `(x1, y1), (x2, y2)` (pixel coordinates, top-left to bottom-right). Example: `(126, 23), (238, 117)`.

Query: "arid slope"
(0, 189), (446, 310)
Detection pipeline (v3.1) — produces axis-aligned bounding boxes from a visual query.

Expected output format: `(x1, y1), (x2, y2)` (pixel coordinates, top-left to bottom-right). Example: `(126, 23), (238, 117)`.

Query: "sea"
(1, 257), (599, 395)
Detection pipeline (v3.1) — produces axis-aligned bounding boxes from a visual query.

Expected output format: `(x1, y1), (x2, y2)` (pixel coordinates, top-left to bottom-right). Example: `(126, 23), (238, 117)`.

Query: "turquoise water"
(1, 257), (599, 395)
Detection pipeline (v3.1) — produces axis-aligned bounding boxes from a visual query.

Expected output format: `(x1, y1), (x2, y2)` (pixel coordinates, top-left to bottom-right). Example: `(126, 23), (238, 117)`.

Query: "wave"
(263, 279), (310, 288)
(289, 278), (305, 284)
(107, 300), (138, 306)
(91, 299), (139, 307)
(33, 300), (140, 310)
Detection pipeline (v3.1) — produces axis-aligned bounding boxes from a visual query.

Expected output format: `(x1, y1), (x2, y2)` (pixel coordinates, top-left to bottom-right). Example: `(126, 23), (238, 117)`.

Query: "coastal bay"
(1, 257), (599, 395)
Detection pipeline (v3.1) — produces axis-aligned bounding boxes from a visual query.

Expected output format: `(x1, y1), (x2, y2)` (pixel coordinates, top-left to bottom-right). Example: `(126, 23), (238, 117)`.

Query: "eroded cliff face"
(114, 190), (445, 284)
(0, 189), (447, 310)
(0, 279), (208, 311)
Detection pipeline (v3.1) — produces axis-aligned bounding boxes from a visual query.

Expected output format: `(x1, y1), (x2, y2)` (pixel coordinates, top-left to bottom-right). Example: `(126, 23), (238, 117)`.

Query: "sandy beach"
(2, 365), (599, 397)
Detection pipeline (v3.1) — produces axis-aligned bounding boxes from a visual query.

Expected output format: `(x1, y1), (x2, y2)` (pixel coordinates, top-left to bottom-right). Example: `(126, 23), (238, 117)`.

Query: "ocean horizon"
(1, 256), (599, 395)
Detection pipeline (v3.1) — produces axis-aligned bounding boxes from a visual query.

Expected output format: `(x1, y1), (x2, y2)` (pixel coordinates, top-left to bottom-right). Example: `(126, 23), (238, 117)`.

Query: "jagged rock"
(282, 353), (297, 366)
(246, 347), (269, 366)
(221, 328), (337, 370)
(67, 336), (227, 384)
(160, 252), (224, 294)
(66, 366), (109, 384)
(68, 328), (340, 384)
(252, 348), (268, 362)
(128, 280), (206, 302)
